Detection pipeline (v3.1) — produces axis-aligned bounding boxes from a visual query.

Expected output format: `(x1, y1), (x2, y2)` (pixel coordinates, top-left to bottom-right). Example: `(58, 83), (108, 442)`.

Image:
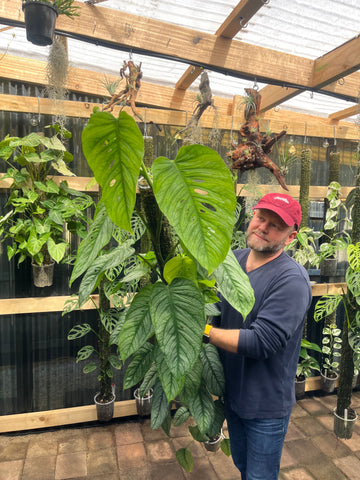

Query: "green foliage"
(314, 242), (360, 373)
(0, 127), (92, 267)
(72, 108), (254, 468)
(296, 339), (321, 379)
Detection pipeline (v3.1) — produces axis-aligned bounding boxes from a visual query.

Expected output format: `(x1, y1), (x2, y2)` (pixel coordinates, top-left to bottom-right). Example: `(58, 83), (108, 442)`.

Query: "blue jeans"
(226, 407), (291, 480)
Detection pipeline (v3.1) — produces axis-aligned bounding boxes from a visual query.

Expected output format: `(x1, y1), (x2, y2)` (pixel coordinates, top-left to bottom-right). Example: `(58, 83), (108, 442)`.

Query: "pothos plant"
(0, 126), (92, 268)
(75, 107), (254, 471)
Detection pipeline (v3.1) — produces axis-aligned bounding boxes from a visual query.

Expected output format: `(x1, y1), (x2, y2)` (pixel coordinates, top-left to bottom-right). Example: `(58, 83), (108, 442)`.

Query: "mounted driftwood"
(227, 88), (288, 190)
(103, 60), (143, 120)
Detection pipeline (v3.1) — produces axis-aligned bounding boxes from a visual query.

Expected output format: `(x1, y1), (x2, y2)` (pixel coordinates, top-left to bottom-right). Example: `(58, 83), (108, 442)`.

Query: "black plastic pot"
(22, 1), (58, 46)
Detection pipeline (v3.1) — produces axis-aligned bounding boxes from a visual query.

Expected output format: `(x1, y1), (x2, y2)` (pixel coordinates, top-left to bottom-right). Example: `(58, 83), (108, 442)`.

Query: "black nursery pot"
(22, 1), (58, 46)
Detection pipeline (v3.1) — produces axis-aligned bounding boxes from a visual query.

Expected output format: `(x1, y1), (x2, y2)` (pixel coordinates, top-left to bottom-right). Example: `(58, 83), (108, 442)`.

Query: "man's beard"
(246, 231), (287, 255)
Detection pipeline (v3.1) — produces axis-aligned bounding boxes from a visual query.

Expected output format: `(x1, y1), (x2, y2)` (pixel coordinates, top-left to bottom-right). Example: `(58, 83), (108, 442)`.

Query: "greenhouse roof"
(0, 0), (359, 124)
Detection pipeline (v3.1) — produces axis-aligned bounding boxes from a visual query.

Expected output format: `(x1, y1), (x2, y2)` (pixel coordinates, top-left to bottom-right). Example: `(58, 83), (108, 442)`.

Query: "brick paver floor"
(0, 391), (359, 479)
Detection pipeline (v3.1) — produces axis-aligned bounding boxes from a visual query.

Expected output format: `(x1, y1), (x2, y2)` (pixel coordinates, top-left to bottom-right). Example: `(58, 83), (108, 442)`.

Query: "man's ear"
(285, 230), (297, 246)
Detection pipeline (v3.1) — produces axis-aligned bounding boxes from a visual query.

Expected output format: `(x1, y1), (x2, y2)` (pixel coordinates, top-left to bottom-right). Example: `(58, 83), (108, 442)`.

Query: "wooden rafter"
(0, 1), (359, 122)
(0, 2), (319, 89)
(0, 93), (358, 140)
(175, 0), (267, 91)
(329, 104), (359, 122)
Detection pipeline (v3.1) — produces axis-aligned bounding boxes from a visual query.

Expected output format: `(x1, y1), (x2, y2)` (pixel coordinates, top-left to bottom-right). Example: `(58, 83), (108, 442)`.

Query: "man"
(207, 193), (312, 480)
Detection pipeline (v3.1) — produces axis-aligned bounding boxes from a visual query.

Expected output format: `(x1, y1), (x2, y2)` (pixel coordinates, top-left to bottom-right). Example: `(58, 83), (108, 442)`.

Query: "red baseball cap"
(252, 193), (302, 229)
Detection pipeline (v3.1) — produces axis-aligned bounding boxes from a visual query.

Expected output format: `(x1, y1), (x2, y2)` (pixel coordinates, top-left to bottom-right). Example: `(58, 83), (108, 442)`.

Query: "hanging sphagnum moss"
(329, 151), (341, 184)
(299, 146), (312, 229)
(46, 36), (69, 130)
(143, 136), (154, 168)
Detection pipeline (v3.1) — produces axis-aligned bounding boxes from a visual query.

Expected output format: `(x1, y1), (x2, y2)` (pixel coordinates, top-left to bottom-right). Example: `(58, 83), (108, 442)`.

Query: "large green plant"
(66, 202), (146, 403)
(76, 108), (254, 470)
(314, 242), (360, 415)
(0, 126), (92, 267)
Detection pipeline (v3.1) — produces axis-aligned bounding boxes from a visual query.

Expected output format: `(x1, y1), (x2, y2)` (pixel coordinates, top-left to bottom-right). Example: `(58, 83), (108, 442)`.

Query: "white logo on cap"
(274, 196), (289, 204)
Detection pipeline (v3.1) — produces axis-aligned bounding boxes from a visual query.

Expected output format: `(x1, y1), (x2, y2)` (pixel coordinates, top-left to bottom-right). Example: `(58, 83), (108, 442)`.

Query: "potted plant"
(134, 387), (153, 417)
(76, 107), (254, 471)
(65, 199), (147, 421)
(285, 226), (322, 269)
(319, 323), (342, 393)
(22, 0), (79, 46)
(0, 126), (92, 287)
(318, 182), (351, 277)
(295, 339), (321, 398)
(314, 243), (360, 438)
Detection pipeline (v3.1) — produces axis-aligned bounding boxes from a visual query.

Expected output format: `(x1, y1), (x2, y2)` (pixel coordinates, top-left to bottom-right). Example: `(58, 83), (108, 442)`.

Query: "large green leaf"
(47, 238), (67, 263)
(207, 399), (225, 437)
(314, 295), (342, 322)
(70, 203), (114, 285)
(154, 345), (185, 402)
(152, 144), (236, 272)
(78, 241), (135, 306)
(199, 344), (225, 397)
(173, 406), (190, 427)
(188, 380), (215, 434)
(176, 447), (194, 473)
(118, 284), (155, 361)
(180, 359), (203, 404)
(81, 110), (144, 232)
(123, 343), (154, 390)
(151, 378), (170, 431)
(213, 249), (255, 319)
(150, 278), (205, 378)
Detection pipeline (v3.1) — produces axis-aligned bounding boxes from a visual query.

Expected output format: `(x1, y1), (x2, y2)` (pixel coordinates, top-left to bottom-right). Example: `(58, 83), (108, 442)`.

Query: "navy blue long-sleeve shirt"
(216, 248), (312, 419)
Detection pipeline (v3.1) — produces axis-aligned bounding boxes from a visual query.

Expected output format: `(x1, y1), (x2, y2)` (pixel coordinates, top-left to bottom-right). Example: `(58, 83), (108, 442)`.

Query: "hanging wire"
(253, 78), (259, 91)
(333, 125), (337, 146)
(143, 107), (147, 137)
(230, 115), (234, 145)
(304, 122), (308, 144)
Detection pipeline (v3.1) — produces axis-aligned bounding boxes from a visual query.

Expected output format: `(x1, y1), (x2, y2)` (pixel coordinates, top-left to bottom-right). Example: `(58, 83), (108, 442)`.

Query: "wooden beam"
(0, 173), (98, 192)
(215, 0), (265, 39)
(175, 66), (203, 91)
(0, 295), (99, 315)
(329, 104), (359, 122)
(0, 400), (139, 433)
(0, 55), (232, 117)
(175, 0), (267, 91)
(0, 1), (315, 88)
(312, 35), (360, 88)
(237, 184), (354, 201)
(0, 284), (347, 317)
(259, 85), (300, 112)
(1, 93), (359, 140)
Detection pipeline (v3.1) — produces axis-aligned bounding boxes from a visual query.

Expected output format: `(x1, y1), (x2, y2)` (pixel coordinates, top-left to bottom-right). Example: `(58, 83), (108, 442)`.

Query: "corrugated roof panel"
(0, 0), (359, 120)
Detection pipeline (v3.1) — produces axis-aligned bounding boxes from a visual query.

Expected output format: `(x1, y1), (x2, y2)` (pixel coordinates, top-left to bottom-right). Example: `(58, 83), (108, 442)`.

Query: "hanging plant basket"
(32, 261), (55, 287)
(334, 407), (358, 439)
(94, 392), (115, 422)
(22, 1), (58, 46)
